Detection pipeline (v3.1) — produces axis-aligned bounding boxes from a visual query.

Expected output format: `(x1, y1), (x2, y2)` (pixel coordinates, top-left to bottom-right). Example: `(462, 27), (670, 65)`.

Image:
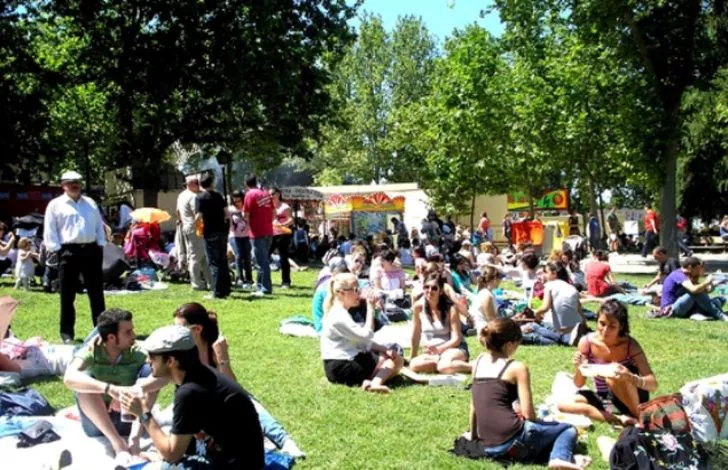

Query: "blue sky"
(349, 0), (503, 45)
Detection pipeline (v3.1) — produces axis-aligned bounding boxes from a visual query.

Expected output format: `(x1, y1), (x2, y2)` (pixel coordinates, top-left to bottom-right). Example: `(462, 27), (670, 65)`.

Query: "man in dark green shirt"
(64, 308), (158, 458)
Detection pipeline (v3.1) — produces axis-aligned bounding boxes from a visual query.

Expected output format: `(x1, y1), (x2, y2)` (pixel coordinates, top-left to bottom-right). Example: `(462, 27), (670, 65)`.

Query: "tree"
(0, 2), (57, 183)
(309, 14), (436, 184)
(413, 26), (511, 228)
(48, 0), (357, 205)
(493, 0), (728, 256)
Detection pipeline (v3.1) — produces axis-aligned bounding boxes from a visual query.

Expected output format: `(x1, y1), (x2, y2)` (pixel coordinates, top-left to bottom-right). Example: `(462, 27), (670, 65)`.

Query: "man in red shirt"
(243, 174), (274, 296)
(641, 204), (659, 257)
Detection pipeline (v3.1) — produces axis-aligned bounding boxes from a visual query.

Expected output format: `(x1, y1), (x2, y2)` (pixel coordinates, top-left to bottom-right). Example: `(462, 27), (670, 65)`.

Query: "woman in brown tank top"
(470, 319), (591, 469)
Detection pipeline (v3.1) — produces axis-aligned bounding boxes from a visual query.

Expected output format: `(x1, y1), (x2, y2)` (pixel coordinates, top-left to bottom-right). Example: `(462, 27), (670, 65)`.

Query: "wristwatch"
(140, 411), (153, 424)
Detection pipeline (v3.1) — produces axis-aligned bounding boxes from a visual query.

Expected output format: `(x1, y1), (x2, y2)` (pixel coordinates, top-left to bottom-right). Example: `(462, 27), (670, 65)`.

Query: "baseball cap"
(185, 174), (200, 183)
(140, 325), (196, 354)
(60, 170), (82, 182)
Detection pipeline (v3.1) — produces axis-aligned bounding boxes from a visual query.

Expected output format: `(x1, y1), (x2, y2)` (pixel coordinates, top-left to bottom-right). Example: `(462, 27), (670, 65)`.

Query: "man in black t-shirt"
(195, 173), (230, 298)
(122, 325), (263, 469)
(644, 246), (680, 291)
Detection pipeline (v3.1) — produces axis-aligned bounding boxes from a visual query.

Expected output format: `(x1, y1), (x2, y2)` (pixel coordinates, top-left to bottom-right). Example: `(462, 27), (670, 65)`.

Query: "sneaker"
(720, 314), (728, 322)
(690, 313), (710, 321)
(281, 284), (291, 289)
(61, 334), (74, 345)
(281, 439), (306, 459)
(242, 283), (254, 291)
(252, 290), (267, 298)
(569, 323), (589, 346)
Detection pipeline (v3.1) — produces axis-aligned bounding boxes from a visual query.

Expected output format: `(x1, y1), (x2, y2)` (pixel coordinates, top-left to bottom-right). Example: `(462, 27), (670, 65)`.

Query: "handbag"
(638, 393), (691, 434)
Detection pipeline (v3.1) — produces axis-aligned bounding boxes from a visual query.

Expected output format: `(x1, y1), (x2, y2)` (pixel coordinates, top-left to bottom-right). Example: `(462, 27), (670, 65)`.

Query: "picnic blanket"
(0, 413), (120, 469)
(399, 367), (468, 387)
(279, 316), (318, 338)
(372, 324), (412, 349)
(1, 407), (295, 469)
(606, 293), (654, 306)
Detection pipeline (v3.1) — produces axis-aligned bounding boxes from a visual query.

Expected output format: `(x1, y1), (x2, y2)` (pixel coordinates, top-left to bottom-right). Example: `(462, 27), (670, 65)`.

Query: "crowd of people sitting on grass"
(2, 202), (728, 469)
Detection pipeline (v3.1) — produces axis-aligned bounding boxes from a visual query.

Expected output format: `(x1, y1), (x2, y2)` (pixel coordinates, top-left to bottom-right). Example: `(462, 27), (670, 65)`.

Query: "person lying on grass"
(470, 318), (591, 469)
(409, 273), (472, 375)
(172, 302), (304, 459)
(320, 273), (403, 393)
(558, 300), (657, 425)
(520, 261), (589, 347)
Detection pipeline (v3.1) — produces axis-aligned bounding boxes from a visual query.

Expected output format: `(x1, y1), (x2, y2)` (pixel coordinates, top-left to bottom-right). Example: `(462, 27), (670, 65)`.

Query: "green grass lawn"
(2, 271), (727, 469)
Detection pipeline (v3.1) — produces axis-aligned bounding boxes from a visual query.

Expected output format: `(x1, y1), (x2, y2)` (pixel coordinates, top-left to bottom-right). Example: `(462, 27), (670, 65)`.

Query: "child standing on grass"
(14, 237), (36, 290)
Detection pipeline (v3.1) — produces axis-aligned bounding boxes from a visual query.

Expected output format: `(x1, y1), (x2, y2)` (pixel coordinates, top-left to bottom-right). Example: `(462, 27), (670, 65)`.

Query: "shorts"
(577, 388), (648, 417)
(457, 340), (470, 361)
(323, 351), (378, 386)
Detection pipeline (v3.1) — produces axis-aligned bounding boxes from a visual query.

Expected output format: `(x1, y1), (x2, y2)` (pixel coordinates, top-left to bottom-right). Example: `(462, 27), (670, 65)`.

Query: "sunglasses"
(423, 285), (439, 291)
(339, 287), (360, 293)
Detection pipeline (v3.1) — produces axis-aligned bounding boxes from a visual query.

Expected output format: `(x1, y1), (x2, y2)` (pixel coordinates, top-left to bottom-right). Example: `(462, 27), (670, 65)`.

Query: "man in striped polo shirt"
(64, 309), (158, 459)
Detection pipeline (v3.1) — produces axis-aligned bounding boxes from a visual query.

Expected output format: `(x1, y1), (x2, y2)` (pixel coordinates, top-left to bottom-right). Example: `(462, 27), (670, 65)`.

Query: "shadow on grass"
(22, 374), (64, 388)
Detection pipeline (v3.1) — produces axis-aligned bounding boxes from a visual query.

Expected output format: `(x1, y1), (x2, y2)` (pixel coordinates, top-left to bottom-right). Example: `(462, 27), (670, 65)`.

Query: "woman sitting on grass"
(321, 273), (403, 393)
(409, 274), (471, 374)
(585, 250), (624, 297)
(370, 248), (406, 294)
(470, 318), (590, 469)
(450, 253), (474, 296)
(173, 302), (305, 458)
(470, 267), (502, 334)
(520, 261), (589, 347)
(558, 300), (657, 425)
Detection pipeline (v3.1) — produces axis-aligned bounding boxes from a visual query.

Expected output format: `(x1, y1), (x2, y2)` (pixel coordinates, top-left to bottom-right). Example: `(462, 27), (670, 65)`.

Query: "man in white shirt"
(44, 171), (107, 343)
(176, 174), (210, 291)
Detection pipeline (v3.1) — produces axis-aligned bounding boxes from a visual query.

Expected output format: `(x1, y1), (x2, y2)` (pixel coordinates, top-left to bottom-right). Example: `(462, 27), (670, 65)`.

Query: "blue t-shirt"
(312, 283), (329, 333)
(661, 269), (688, 308)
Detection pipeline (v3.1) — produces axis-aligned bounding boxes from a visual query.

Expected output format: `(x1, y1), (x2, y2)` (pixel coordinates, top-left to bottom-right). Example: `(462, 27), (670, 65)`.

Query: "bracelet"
(104, 383), (111, 395)
(218, 360), (229, 367)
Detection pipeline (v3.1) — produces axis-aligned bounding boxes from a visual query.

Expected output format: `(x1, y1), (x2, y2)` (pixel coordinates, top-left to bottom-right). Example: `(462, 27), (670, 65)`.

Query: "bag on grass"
(16, 419), (60, 448)
(0, 387), (54, 417)
(638, 393), (690, 434)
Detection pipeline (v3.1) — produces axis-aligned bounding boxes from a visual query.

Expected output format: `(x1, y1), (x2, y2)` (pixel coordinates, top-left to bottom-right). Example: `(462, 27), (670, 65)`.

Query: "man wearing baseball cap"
(43, 170), (106, 343)
(121, 325), (263, 469)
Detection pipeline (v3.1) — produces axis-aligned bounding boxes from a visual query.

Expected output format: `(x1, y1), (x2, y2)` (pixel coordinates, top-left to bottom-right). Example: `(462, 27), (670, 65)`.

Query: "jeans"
(204, 233), (231, 298)
(252, 237), (273, 294)
(251, 398), (289, 448)
(671, 292), (725, 320)
(76, 363), (152, 437)
(521, 323), (570, 346)
(232, 236), (253, 284)
(270, 234), (292, 286)
(677, 235), (691, 256)
(641, 230), (658, 257)
(483, 420), (576, 464)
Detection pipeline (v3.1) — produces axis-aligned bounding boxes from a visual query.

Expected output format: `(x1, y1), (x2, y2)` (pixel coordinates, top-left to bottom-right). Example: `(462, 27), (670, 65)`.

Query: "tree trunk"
(469, 192), (476, 236)
(660, 133), (679, 258)
(598, 189), (607, 244)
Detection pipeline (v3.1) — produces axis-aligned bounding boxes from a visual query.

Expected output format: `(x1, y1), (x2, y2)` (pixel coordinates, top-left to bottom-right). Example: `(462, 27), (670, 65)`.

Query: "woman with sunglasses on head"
(321, 273), (403, 393)
(173, 302), (305, 458)
(409, 274), (472, 374)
